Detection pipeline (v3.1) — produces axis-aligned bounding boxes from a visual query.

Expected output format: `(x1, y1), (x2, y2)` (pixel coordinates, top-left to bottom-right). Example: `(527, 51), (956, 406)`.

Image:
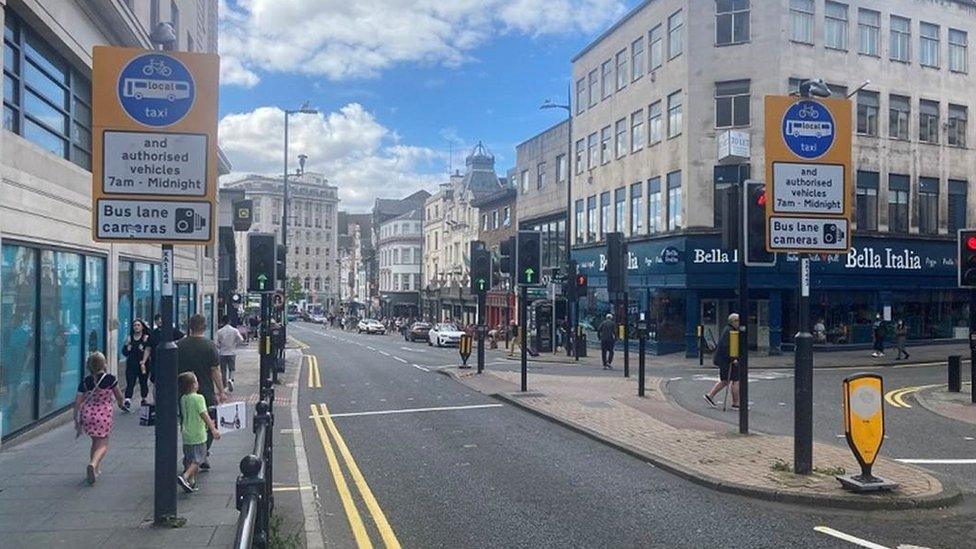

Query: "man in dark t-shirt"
(177, 314), (223, 407)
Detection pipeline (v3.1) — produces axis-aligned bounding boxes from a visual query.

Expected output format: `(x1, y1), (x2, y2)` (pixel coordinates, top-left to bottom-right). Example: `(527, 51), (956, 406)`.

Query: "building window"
(520, 169), (529, 193)
(857, 8), (880, 56)
(575, 199), (585, 243)
(615, 49), (627, 91)
(601, 60), (613, 99)
(614, 188), (626, 233)
(716, 0), (749, 46)
(556, 154), (567, 183)
(890, 15), (911, 62)
(920, 22), (940, 68)
(632, 38), (645, 81)
(648, 101), (662, 144)
(824, 1), (848, 50)
(888, 174), (909, 234)
(649, 25), (663, 70)
(648, 178), (662, 234)
(600, 126), (611, 164)
(588, 69), (598, 107)
(630, 182), (643, 235)
(667, 91), (682, 138)
(503, 206), (511, 227)
(587, 133), (597, 170)
(575, 139), (585, 174)
(600, 192), (611, 238)
(537, 161), (546, 189)
(949, 29), (968, 73)
(715, 80), (750, 128)
(855, 171), (878, 231)
(3, 11), (93, 169)
(948, 104), (967, 147)
(668, 10), (683, 59)
(856, 90), (879, 136)
(575, 78), (585, 114)
(949, 180), (968, 233)
(171, 0), (180, 42)
(630, 109), (644, 153)
(889, 94), (910, 140)
(790, 0), (814, 44)
(918, 177), (939, 235)
(919, 99), (940, 143)
(482, 214), (489, 231)
(492, 210), (499, 230)
(587, 196), (597, 241)
(615, 118), (627, 158)
(667, 171), (682, 230)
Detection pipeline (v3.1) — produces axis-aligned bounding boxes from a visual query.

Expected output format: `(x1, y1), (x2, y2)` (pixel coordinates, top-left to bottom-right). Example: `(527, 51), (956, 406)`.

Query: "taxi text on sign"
(764, 96), (852, 254)
(91, 46), (218, 245)
(842, 374), (885, 469)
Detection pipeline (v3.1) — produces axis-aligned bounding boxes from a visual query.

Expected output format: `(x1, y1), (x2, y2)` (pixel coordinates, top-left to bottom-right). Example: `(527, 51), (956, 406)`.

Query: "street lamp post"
(281, 103), (318, 351)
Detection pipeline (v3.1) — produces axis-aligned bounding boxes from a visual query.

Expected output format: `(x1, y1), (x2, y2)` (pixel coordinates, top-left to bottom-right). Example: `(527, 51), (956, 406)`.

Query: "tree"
(286, 277), (304, 304)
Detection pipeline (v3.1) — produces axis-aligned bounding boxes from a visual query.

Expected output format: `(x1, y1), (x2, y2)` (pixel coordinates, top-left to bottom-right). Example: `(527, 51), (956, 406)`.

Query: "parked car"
(357, 318), (386, 335)
(428, 323), (464, 347)
(311, 314), (327, 325)
(404, 322), (432, 342)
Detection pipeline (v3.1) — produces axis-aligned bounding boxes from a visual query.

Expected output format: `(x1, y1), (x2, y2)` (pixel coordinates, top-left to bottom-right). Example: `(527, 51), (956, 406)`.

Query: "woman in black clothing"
(122, 319), (152, 409)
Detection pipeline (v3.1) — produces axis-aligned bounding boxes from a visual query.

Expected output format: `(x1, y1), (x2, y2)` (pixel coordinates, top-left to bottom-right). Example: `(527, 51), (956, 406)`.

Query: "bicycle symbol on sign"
(142, 59), (172, 77)
(797, 103), (820, 119)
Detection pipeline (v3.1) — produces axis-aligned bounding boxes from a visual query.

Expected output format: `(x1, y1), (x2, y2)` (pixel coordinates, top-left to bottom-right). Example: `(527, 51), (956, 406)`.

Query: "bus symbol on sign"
(117, 54), (195, 127)
(781, 100), (835, 159)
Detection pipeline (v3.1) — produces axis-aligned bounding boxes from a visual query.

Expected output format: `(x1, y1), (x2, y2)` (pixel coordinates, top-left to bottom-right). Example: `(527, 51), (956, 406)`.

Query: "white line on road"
(393, 357), (408, 364)
(412, 364), (430, 372)
(813, 526), (890, 549)
(321, 403), (504, 419)
(895, 458), (976, 465)
(378, 351), (390, 356)
(366, 346), (376, 351)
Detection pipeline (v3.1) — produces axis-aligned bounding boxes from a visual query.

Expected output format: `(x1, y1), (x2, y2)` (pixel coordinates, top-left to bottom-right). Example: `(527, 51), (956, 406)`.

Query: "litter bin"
(576, 331), (588, 357)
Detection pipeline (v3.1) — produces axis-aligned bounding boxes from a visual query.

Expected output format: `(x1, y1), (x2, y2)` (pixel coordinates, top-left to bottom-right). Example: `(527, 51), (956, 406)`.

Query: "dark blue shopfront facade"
(572, 234), (967, 356)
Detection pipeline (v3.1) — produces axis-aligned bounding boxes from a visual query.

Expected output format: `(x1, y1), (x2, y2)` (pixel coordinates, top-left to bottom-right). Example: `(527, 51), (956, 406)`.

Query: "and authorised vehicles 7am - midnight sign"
(91, 46), (218, 245)
(764, 95), (853, 254)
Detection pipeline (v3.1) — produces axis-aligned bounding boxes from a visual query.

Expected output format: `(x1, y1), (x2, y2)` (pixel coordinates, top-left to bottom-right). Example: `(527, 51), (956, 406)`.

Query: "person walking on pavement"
(177, 314), (225, 471)
(75, 352), (127, 485)
(216, 315), (244, 392)
(598, 313), (617, 369)
(704, 313), (741, 410)
(122, 319), (152, 410)
(894, 319), (910, 360)
(177, 371), (220, 493)
(871, 314), (886, 357)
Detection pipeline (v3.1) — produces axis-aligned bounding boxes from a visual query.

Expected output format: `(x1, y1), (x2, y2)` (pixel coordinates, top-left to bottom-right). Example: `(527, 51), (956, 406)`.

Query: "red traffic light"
(577, 275), (587, 285)
(756, 190), (767, 207)
(967, 236), (976, 251)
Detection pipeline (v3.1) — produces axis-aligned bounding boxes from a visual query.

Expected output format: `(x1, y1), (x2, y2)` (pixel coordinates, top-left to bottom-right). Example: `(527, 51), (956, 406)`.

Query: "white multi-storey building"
(376, 209), (423, 317)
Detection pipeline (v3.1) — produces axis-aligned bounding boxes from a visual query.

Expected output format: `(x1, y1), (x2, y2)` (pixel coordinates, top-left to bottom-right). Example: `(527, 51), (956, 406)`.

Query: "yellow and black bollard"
(459, 334), (472, 368)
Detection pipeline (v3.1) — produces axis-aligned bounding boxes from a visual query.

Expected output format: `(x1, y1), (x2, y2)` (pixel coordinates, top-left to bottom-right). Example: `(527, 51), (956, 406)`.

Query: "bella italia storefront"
(573, 234), (968, 356)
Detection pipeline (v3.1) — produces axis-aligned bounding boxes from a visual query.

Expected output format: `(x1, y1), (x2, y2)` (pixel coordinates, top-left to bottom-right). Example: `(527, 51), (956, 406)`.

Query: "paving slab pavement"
(916, 383), (976, 426)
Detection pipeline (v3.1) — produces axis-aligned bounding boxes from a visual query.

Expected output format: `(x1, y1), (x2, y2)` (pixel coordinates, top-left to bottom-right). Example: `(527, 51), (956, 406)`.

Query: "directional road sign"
(764, 95), (852, 254)
(92, 46), (218, 245)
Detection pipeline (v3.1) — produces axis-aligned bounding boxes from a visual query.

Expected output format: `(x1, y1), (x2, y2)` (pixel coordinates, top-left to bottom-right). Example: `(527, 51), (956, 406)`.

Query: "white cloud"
(219, 0), (627, 86)
(218, 103), (444, 211)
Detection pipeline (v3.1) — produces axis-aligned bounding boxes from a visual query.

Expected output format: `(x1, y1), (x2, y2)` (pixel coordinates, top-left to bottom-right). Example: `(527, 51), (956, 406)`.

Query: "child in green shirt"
(178, 372), (220, 493)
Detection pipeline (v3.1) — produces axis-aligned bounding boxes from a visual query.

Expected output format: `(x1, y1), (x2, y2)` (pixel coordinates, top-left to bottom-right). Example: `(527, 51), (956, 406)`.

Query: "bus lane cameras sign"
(91, 46), (218, 245)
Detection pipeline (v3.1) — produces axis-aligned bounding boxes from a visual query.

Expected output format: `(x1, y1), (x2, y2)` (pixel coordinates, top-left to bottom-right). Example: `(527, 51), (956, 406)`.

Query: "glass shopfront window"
(177, 283), (189, 333)
(133, 262), (153, 323)
(117, 261), (132, 358)
(2, 244), (105, 438)
(204, 295), (214, 339)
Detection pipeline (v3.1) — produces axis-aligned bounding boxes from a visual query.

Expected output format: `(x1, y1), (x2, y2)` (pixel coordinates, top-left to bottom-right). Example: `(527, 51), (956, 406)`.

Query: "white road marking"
(393, 357), (408, 364)
(401, 347), (426, 353)
(367, 346), (376, 351)
(412, 364), (430, 372)
(668, 376), (682, 381)
(813, 526), (890, 549)
(964, 436), (974, 441)
(379, 351), (391, 356)
(895, 458), (976, 465)
(290, 375), (323, 548)
(323, 403), (504, 419)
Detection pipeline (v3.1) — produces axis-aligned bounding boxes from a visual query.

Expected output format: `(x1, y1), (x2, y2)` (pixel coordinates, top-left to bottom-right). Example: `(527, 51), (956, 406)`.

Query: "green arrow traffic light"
(478, 279), (486, 290)
(524, 267), (535, 283)
(257, 273), (268, 290)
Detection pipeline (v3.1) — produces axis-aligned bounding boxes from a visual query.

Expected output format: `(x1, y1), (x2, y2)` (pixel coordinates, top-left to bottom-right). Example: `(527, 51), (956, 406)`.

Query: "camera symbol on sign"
(175, 208), (206, 234)
(822, 223), (844, 245)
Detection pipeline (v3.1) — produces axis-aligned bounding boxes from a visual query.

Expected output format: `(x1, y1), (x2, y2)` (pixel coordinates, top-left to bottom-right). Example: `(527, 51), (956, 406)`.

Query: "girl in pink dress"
(74, 352), (126, 485)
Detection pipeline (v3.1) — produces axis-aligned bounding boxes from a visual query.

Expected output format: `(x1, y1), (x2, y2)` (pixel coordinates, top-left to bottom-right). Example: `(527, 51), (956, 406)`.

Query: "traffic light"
(248, 233), (276, 292)
(233, 199), (253, 231)
(516, 230), (541, 285)
(470, 243), (491, 294)
(563, 260), (578, 299)
(276, 244), (286, 283)
(958, 230), (976, 287)
(720, 185), (740, 250)
(575, 273), (588, 296)
(745, 180), (775, 266)
(499, 236), (514, 275)
(606, 232), (627, 297)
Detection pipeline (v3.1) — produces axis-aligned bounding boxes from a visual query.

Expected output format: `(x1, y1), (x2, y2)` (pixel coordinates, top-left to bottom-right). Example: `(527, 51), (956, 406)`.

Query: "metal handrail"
(234, 496), (257, 549)
(233, 400), (273, 549)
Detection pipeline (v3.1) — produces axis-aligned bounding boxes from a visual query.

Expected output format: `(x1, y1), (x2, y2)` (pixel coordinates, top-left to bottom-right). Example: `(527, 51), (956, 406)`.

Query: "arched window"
(314, 277), (322, 291)
(304, 276), (310, 290)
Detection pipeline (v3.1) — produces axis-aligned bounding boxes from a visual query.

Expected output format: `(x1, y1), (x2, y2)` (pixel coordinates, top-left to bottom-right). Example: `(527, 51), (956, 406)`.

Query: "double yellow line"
(309, 403), (400, 549)
(306, 354), (322, 388)
(884, 384), (940, 408)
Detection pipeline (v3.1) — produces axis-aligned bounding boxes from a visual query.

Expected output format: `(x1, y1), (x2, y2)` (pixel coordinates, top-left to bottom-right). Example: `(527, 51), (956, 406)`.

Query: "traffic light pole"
(477, 291), (485, 374)
(795, 255), (814, 474)
(154, 245), (178, 524)
(520, 284), (528, 392)
(737, 184), (749, 435)
(623, 292), (630, 378)
(970, 288), (976, 403)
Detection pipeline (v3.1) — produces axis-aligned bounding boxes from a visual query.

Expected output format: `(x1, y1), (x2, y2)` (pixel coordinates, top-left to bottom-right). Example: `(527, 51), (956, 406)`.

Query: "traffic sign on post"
(92, 46), (219, 245)
(764, 96), (852, 254)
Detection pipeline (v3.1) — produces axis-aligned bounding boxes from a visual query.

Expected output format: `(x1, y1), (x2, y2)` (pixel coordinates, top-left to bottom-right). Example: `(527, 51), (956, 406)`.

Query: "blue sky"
(216, 0), (639, 211)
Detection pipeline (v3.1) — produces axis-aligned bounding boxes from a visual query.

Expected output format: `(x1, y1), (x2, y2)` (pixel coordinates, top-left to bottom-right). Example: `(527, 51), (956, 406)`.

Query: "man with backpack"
(704, 313), (740, 410)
